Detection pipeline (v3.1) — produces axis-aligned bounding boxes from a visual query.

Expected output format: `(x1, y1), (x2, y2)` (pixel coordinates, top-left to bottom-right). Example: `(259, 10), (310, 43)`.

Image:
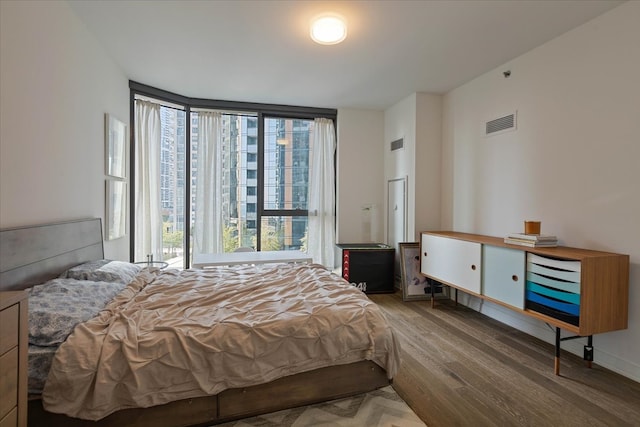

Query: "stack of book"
(504, 233), (558, 247)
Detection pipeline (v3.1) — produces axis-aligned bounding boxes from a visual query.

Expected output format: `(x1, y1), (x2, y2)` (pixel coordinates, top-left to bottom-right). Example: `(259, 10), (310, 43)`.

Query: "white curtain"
(193, 111), (223, 255)
(307, 118), (336, 267)
(134, 100), (163, 262)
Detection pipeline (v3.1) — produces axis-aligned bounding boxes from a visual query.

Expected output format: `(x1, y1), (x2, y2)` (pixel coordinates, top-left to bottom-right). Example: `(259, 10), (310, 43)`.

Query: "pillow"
(60, 259), (142, 284)
(28, 278), (126, 346)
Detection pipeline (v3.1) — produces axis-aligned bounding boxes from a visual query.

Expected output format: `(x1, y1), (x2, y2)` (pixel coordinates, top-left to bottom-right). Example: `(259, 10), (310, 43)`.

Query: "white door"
(387, 178), (407, 280)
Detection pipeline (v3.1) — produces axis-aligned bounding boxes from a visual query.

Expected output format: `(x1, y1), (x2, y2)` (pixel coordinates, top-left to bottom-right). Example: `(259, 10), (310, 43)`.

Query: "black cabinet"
(336, 244), (395, 294)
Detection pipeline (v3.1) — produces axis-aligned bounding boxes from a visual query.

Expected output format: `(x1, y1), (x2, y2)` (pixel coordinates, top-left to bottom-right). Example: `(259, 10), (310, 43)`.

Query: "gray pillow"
(60, 259), (141, 284)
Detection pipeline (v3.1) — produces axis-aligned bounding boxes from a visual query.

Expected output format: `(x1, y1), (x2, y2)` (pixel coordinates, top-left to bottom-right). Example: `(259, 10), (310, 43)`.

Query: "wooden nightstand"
(0, 291), (28, 427)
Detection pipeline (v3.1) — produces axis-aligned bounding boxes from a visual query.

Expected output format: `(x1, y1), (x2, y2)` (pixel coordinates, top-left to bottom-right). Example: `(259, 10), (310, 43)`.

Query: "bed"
(0, 218), (400, 427)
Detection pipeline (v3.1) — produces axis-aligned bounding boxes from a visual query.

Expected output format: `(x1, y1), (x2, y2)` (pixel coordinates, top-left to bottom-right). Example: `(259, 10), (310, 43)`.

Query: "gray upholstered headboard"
(0, 218), (104, 291)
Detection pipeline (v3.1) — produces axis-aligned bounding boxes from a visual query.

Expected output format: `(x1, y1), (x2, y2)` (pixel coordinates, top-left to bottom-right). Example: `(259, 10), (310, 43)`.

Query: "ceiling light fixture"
(310, 13), (347, 45)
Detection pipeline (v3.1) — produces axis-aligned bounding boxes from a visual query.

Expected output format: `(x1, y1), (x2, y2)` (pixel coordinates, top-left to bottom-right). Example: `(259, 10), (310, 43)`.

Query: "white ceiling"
(68, 0), (623, 110)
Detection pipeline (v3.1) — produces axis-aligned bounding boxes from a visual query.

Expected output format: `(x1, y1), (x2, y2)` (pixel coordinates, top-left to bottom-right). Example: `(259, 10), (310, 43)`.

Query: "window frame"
(129, 81), (336, 267)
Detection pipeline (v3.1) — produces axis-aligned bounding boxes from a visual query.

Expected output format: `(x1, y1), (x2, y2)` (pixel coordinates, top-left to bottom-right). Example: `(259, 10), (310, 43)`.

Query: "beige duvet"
(43, 263), (400, 420)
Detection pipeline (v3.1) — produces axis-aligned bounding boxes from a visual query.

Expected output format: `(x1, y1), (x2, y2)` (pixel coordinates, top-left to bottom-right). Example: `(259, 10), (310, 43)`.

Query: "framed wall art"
(105, 113), (127, 178)
(400, 242), (447, 301)
(106, 180), (127, 240)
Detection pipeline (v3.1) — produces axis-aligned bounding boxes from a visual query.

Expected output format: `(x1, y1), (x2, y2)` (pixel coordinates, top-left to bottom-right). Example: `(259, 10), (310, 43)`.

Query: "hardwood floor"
(368, 291), (640, 427)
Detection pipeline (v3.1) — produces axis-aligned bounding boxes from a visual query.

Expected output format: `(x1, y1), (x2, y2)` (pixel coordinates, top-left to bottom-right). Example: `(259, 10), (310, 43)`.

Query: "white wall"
(441, 1), (640, 380)
(336, 108), (385, 249)
(384, 95), (416, 243)
(384, 93), (442, 243)
(0, 1), (130, 260)
(414, 94), (442, 237)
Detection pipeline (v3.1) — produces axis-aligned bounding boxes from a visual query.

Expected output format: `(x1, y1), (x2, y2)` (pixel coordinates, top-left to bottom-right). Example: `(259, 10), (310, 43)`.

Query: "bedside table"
(1, 291), (28, 427)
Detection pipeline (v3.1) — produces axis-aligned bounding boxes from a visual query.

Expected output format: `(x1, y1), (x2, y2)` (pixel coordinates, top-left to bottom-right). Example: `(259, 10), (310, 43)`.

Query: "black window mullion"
(256, 112), (265, 251)
(184, 106), (191, 268)
(262, 209), (308, 217)
(129, 90), (136, 262)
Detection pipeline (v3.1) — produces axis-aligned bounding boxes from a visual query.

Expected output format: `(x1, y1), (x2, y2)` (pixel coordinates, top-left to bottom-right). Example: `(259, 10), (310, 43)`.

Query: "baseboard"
(453, 293), (640, 383)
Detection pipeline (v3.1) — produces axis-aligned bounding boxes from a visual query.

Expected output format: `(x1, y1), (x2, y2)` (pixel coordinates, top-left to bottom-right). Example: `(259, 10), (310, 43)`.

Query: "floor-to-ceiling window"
(130, 82), (336, 268)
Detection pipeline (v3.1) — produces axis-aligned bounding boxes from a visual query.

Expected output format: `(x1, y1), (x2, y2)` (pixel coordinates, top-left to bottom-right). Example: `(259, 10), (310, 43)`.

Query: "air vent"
(485, 112), (517, 136)
(390, 138), (404, 151)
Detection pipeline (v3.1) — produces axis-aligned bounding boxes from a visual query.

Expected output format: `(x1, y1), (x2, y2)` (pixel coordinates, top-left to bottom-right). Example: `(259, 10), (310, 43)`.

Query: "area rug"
(214, 385), (426, 427)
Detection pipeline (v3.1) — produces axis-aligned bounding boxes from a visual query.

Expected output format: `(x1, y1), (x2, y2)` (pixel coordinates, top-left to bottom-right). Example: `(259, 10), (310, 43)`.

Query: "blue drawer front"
(526, 282), (580, 305)
(526, 272), (580, 294)
(525, 301), (580, 327)
(525, 290), (580, 316)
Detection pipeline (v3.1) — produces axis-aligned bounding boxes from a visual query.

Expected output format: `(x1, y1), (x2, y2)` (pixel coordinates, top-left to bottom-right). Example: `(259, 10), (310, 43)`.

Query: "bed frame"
(0, 218), (390, 427)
